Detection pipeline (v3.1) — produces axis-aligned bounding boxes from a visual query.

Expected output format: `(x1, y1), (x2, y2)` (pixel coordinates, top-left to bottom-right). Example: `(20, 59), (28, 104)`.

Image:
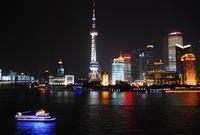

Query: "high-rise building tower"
(57, 60), (64, 77)
(176, 44), (192, 80)
(101, 72), (110, 86)
(120, 51), (132, 83)
(167, 32), (183, 71)
(146, 45), (154, 72)
(181, 53), (197, 85)
(112, 57), (125, 85)
(89, 0), (101, 82)
(132, 49), (146, 80)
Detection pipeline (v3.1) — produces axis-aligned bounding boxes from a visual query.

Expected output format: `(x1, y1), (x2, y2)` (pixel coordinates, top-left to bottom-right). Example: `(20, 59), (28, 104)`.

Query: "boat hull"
(16, 118), (56, 122)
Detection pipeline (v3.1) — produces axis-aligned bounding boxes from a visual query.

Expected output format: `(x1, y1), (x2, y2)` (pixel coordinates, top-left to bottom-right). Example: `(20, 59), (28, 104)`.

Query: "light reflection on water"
(1, 89), (200, 135)
(74, 90), (83, 95)
(15, 122), (56, 135)
(45, 90), (200, 106)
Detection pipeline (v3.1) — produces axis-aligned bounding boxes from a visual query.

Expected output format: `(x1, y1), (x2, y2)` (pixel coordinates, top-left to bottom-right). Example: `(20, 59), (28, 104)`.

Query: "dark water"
(1, 87), (200, 135)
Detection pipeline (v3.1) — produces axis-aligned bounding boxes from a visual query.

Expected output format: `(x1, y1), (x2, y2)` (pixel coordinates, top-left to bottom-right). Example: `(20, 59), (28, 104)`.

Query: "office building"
(132, 49), (146, 80)
(112, 57), (124, 85)
(1, 72), (35, 82)
(101, 72), (110, 86)
(176, 44), (192, 80)
(181, 53), (197, 85)
(65, 75), (74, 85)
(146, 70), (178, 86)
(164, 32), (183, 71)
(49, 75), (74, 86)
(146, 45), (154, 72)
(120, 51), (132, 82)
(57, 60), (64, 77)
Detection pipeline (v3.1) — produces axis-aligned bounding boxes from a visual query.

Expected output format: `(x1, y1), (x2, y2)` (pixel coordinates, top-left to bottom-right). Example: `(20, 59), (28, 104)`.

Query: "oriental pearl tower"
(89, 0), (101, 82)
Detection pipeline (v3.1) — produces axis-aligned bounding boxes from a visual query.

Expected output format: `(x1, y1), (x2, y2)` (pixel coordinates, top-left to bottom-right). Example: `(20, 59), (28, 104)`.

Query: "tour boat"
(15, 109), (56, 122)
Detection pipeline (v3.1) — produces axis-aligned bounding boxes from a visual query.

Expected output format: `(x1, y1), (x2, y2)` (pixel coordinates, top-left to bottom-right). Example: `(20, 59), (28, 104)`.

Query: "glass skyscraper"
(57, 60), (64, 77)
(146, 45), (154, 72)
(120, 51), (132, 83)
(112, 57), (124, 85)
(132, 49), (146, 80)
(167, 32), (183, 71)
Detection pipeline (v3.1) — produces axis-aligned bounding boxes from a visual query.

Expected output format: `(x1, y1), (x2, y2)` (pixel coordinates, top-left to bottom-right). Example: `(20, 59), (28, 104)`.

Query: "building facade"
(57, 60), (64, 77)
(49, 75), (74, 86)
(176, 44), (192, 80)
(101, 72), (110, 86)
(1, 72), (35, 82)
(112, 57), (124, 85)
(181, 53), (197, 85)
(132, 49), (146, 81)
(146, 71), (178, 86)
(167, 32), (183, 71)
(146, 45), (154, 72)
(120, 51), (132, 82)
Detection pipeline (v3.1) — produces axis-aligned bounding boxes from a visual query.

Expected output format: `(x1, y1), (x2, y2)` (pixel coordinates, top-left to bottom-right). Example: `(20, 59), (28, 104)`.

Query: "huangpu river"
(1, 86), (200, 135)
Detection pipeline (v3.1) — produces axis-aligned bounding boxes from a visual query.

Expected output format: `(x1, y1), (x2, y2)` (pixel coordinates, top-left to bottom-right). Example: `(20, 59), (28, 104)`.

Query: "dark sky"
(1, 0), (199, 78)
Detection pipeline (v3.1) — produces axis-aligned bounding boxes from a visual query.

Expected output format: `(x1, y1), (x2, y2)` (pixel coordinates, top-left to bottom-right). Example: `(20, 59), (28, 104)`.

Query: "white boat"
(15, 109), (56, 122)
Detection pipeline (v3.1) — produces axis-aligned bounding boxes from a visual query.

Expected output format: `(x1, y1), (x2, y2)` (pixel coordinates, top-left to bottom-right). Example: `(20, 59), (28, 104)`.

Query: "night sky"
(1, 0), (199, 78)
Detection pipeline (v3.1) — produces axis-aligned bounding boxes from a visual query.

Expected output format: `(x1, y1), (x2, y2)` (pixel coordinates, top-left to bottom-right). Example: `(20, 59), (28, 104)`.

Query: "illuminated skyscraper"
(101, 72), (110, 86)
(120, 51), (132, 82)
(176, 44), (192, 80)
(166, 32), (183, 71)
(89, 0), (101, 82)
(57, 60), (64, 77)
(146, 45), (154, 72)
(112, 57), (124, 85)
(181, 53), (197, 85)
(132, 49), (146, 80)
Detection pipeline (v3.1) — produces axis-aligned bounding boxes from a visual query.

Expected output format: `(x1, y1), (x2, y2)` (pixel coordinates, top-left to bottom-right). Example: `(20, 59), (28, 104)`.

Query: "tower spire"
(92, 0), (96, 29)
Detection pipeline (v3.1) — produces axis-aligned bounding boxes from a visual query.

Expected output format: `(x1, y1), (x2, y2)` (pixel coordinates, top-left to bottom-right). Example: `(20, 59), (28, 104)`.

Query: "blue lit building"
(112, 57), (124, 85)
(1, 72), (35, 82)
(57, 60), (64, 77)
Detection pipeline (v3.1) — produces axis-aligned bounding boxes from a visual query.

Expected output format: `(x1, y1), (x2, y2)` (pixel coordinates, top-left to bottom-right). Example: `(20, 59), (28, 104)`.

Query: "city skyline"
(1, 0), (200, 78)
